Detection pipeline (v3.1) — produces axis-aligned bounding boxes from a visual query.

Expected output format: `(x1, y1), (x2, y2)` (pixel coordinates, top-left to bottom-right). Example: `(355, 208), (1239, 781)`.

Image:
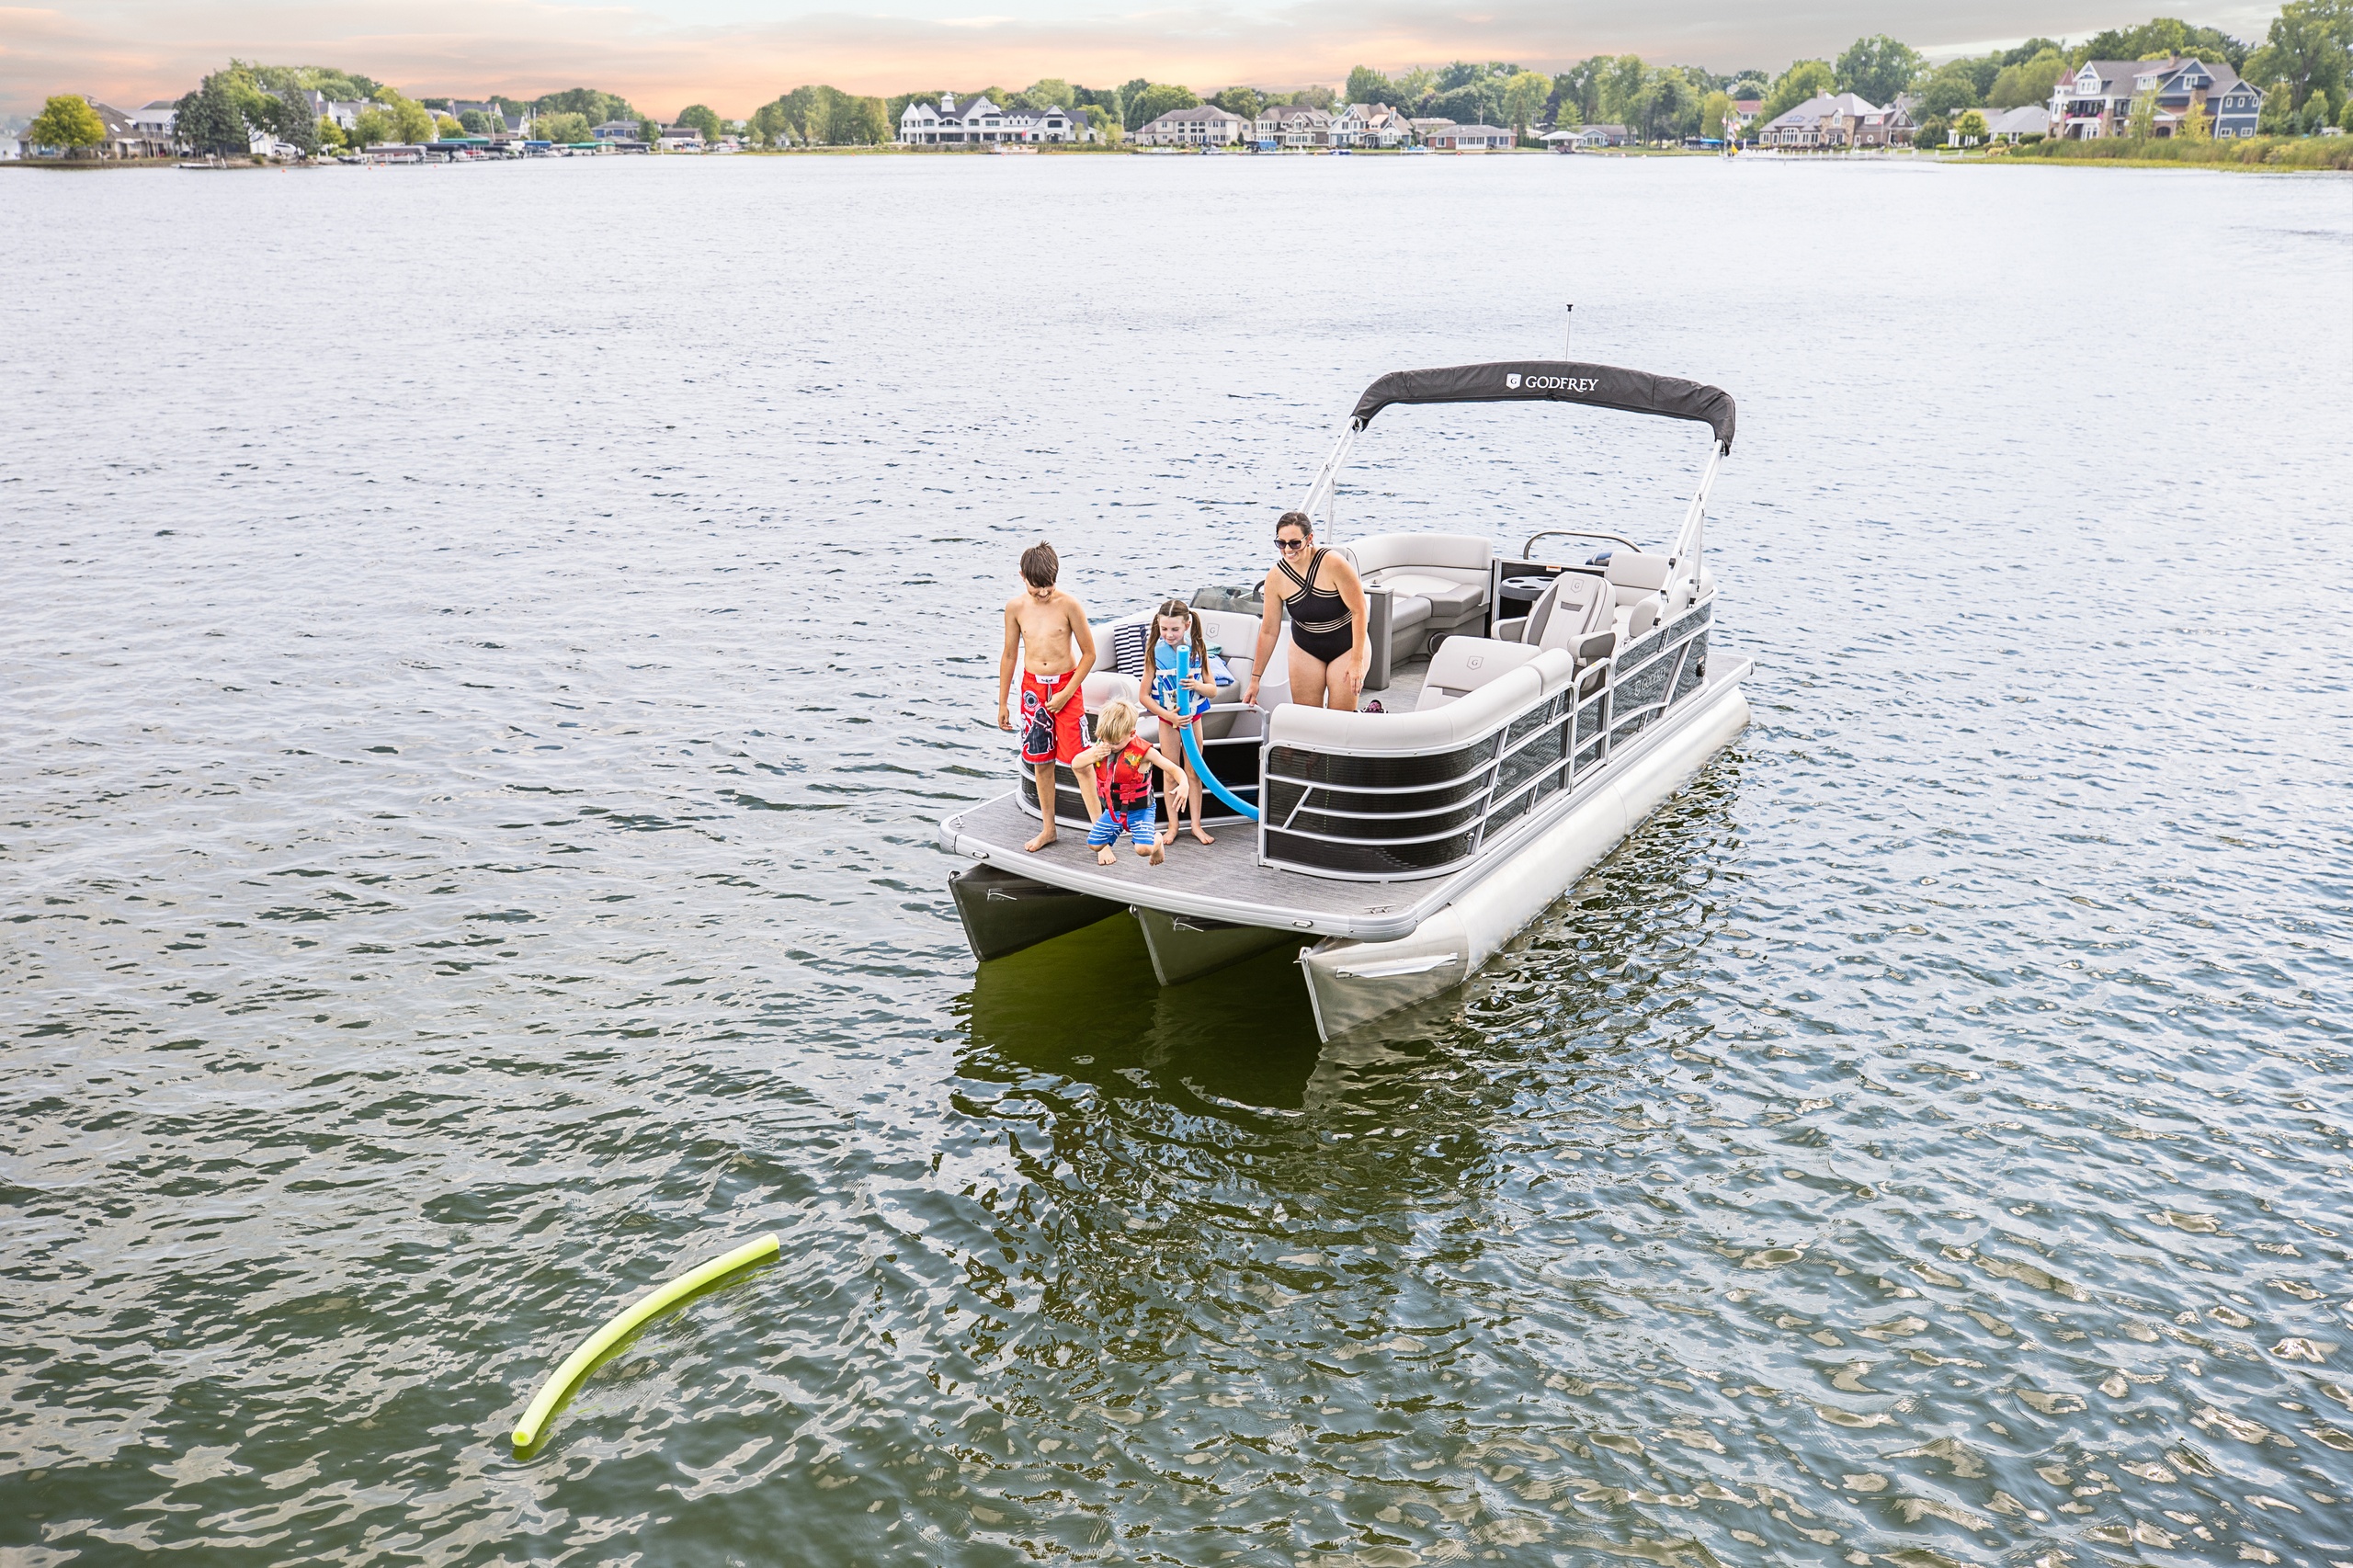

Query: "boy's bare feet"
(1145, 841), (1165, 866)
(1025, 826), (1055, 852)
(1095, 845), (1117, 866)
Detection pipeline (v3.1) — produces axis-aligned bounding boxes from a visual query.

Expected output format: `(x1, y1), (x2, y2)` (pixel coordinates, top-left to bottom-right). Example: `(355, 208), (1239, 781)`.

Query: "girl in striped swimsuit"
(1244, 512), (1371, 714)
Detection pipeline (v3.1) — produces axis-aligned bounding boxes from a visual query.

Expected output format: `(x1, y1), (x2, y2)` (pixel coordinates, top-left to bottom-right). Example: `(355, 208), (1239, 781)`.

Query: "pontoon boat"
(939, 357), (1749, 1039)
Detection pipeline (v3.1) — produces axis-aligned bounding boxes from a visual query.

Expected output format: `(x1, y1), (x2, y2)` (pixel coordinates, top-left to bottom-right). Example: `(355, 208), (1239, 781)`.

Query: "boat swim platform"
(938, 656), (1754, 951)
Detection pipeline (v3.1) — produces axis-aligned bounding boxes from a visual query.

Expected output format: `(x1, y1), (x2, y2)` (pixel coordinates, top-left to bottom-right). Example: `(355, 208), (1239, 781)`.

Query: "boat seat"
(1602, 551), (1671, 644)
(1335, 533), (1492, 647)
(1413, 638), (1545, 712)
(1532, 574), (1614, 655)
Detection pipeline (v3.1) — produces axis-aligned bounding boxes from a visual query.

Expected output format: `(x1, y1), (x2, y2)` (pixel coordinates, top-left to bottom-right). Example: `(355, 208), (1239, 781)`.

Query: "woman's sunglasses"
(1275, 537), (1309, 551)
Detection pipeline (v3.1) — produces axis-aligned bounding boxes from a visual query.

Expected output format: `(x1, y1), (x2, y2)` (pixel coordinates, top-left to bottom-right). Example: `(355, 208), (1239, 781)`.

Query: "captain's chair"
(1603, 551), (1673, 642)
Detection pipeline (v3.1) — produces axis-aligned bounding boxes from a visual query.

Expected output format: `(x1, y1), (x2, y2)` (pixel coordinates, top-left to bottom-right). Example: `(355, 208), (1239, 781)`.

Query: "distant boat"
(991, 144), (1039, 154)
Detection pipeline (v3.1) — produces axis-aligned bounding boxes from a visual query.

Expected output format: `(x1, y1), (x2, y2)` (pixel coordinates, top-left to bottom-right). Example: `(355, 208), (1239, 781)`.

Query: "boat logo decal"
(1508, 372), (1600, 393)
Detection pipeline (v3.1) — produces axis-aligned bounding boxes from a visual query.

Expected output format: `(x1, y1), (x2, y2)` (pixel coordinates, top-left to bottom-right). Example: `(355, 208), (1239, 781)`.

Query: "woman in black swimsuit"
(1244, 511), (1370, 713)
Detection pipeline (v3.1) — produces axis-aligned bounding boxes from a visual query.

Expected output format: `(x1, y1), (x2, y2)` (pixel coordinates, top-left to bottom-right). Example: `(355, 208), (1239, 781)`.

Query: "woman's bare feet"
(1096, 845), (1118, 866)
(1190, 826), (1215, 845)
(1025, 826), (1056, 853)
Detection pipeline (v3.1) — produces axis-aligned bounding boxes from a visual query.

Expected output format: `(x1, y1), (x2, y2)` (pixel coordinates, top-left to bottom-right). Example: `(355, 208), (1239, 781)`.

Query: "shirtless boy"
(996, 541), (1098, 852)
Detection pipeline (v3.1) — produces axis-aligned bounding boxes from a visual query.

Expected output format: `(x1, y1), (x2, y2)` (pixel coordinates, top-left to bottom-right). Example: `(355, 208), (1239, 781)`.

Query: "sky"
(2, 0), (2282, 118)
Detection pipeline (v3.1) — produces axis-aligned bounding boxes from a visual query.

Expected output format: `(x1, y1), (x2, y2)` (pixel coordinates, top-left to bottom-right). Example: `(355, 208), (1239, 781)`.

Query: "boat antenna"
(1563, 303), (1574, 358)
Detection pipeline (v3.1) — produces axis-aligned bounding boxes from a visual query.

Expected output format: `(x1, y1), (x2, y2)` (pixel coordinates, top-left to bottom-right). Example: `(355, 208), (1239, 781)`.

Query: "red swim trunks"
(1019, 670), (1086, 765)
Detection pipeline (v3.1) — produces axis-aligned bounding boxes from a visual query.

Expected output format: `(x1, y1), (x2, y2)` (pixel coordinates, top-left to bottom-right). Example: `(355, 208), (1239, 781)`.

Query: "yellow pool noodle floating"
(511, 1233), (780, 1451)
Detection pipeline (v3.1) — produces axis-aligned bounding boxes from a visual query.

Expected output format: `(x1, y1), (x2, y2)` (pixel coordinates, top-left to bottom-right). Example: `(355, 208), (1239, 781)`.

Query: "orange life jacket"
(1098, 736), (1154, 809)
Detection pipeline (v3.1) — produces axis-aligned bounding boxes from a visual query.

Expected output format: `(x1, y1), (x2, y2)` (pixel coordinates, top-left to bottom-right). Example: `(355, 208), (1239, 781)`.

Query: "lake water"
(3, 153), (2349, 1566)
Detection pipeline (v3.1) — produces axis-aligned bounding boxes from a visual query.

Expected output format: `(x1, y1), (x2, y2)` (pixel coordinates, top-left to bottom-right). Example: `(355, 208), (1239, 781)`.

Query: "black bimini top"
(1349, 360), (1735, 451)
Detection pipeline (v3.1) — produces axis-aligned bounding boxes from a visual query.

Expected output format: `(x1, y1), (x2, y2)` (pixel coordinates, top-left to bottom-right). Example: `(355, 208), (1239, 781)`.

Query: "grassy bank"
(2011, 134), (2353, 171)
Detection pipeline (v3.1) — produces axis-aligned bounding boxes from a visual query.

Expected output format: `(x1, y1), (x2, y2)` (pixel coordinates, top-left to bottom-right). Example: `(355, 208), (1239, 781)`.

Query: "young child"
(1071, 699), (1186, 867)
(996, 541), (1097, 852)
(1140, 598), (1223, 847)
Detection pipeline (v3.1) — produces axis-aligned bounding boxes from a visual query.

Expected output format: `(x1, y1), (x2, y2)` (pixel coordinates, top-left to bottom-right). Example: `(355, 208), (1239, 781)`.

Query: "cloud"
(3, 0), (2285, 119)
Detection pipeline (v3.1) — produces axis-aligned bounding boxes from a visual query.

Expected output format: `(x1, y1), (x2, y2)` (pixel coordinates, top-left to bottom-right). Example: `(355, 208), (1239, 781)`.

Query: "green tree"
(175, 77), (251, 154)
(676, 103), (724, 142)
(315, 115), (346, 151)
(1601, 53), (1649, 121)
(531, 87), (635, 125)
(28, 94), (107, 154)
(2127, 85), (2157, 138)
(378, 90), (433, 143)
(1699, 89), (1733, 140)
(434, 113), (463, 139)
(1912, 114), (1947, 148)
(1760, 59), (1836, 122)
(1954, 108), (1989, 142)
(1989, 50), (2069, 108)
(458, 109), (490, 135)
(1501, 69), (1551, 136)
(2077, 17), (2250, 69)
(1346, 65), (1394, 104)
(2298, 93), (2332, 130)
(1836, 35), (1925, 105)
(2180, 97), (2212, 137)
(1211, 85), (1263, 119)
(1119, 77), (1153, 129)
(1916, 65), (1983, 118)
(533, 111), (592, 142)
(1025, 78), (1075, 108)
(348, 107), (392, 146)
(2244, 0), (2351, 118)
(1128, 82), (1200, 128)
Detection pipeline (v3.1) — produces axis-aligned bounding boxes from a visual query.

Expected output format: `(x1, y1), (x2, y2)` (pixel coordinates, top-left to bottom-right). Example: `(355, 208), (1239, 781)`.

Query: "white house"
(1133, 104), (1249, 145)
(899, 92), (1088, 146)
(658, 123), (704, 150)
(1427, 122), (1514, 151)
(1976, 105), (2051, 142)
(1329, 103), (1410, 147)
(1002, 105), (1090, 142)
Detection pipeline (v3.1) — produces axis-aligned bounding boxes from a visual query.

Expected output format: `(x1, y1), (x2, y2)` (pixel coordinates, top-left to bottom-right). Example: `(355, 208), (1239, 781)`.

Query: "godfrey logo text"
(1506, 372), (1599, 392)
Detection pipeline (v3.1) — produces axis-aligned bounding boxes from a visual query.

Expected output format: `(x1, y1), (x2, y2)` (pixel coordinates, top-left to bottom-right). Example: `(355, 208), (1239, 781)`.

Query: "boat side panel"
(1300, 680), (1749, 1038)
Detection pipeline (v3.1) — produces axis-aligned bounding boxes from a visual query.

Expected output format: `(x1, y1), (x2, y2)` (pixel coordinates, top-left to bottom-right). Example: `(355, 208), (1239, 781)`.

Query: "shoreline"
(9, 143), (2345, 174)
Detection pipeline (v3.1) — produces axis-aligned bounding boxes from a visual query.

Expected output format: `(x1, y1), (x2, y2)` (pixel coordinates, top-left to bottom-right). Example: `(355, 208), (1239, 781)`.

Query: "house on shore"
(898, 93), (1088, 145)
(1546, 122), (1630, 150)
(1329, 103), (1410, 147)
(16, 96), (182, 159)
(1426, 123), (1515, 150)
(1254, 104), (1333, 147)
(2050, 57), (2261, 139)
(1852, 95), (1919, 147)
(658, 122), (704, 150)
(1977, 105), (2052, 142)
(1757, 92), (1881, 149)
(1133, 104), (1249, 145)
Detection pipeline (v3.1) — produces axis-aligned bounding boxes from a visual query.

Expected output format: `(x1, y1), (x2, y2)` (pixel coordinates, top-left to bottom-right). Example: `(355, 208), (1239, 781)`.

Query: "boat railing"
(1257, 594), (1715, 881)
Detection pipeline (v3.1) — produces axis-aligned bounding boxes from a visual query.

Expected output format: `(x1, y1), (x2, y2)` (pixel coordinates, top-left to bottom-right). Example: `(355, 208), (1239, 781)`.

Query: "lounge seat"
(1334, 533), (1493, 655)
(1414, 638), (1546, 711)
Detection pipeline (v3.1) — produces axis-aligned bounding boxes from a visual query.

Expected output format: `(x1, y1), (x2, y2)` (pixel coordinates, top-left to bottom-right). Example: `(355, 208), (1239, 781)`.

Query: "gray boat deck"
(940, 790), (1449, 940)
(938, 657), (1752, 944)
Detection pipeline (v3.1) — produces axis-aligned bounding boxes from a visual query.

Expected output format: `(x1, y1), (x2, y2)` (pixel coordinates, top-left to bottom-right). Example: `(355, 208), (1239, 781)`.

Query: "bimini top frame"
(1294, 358), (1735, 591)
